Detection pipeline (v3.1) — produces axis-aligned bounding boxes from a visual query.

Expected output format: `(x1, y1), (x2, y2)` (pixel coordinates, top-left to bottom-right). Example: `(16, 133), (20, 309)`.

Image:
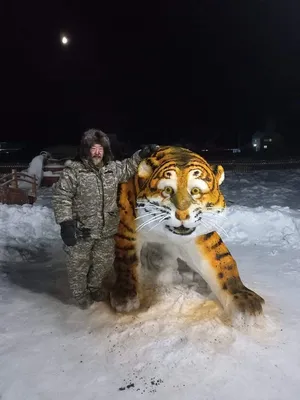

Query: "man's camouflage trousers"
(64, 236), (116, 302)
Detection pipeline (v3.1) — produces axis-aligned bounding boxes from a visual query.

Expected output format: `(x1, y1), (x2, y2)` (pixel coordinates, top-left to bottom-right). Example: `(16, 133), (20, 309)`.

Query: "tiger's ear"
(137, 160), (153, 189)
(137, 160), (153, 180)
(211, 164), (225, 186)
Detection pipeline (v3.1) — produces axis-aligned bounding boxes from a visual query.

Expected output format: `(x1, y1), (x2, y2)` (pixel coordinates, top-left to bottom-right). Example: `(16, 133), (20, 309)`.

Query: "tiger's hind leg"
(110, 242), (141, 313)
(110, 180), (141, 313)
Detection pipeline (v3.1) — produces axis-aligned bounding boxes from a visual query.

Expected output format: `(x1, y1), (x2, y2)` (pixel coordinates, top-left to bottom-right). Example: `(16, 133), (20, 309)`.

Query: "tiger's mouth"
(166, 225), (196, 236)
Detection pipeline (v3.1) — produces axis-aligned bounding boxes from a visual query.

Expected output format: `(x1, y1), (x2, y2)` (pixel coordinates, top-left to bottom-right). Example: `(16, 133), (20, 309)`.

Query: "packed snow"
(19, 154), (47, 190)
(1, 168), (300, 399)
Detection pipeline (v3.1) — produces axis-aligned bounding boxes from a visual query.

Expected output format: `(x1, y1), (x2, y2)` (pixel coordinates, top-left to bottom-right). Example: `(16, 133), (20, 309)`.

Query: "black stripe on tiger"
(115, 244), (136, 252)
(215, 252), (231, 261)
(115, 233), (135, 242)
(119, 220), (135, 234)
(203, 231), (215, 240)
(211, 238), (223, 249)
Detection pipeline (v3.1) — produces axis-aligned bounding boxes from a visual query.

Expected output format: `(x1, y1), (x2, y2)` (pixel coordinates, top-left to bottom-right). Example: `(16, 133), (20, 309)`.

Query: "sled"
(0, 169), (37, 205)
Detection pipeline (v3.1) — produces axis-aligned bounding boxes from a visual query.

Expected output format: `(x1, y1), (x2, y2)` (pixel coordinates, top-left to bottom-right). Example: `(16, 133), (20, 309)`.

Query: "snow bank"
(0, 202), (299, 265)
(0, 204), (59, 262)
(223, 205), (300, 248)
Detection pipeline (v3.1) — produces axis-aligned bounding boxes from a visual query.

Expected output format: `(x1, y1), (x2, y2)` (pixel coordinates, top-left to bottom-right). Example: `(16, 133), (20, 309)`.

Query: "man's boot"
(76, 294), (94, 310)
(90, 289), (109, 302)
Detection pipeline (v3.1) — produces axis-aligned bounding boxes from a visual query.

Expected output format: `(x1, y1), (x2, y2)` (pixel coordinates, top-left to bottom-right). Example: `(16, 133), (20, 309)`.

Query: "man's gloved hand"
(139, 144), (159, 159)
(81, 227), (91, 239)
(60, 220), (77, 246)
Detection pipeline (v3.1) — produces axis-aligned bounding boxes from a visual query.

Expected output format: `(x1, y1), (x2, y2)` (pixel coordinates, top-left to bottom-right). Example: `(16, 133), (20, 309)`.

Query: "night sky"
(2, 0), (300, 147)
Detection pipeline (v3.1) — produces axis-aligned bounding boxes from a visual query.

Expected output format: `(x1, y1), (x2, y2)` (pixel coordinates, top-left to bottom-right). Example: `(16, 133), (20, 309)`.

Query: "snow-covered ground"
(1, 168), (300, 399)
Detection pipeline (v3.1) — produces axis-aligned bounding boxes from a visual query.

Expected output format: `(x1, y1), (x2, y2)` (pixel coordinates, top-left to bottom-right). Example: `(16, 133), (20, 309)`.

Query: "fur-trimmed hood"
(77, 129), (114, 165)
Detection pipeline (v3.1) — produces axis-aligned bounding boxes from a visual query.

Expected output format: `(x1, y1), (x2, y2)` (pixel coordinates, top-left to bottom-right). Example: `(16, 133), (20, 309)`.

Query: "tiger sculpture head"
(135, 146), (225, 241)
(112, 145), (264, 325)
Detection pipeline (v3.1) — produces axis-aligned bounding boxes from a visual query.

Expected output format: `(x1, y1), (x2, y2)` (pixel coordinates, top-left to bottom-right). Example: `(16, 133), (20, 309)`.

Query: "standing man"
(52, 128), (158, 309)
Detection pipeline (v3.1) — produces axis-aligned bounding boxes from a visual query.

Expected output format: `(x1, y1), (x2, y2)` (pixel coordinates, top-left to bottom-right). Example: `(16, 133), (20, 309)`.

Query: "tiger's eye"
(164, 186), (174, 195)
(191, 187), (201, 195)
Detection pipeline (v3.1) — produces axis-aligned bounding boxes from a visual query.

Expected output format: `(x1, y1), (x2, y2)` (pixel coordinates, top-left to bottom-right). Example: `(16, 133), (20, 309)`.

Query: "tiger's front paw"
(222, 277), (265, 326)
(223, 277), (264, 316)
(226, 287), (265, 330)
(110, 292), (140, 313)
(231, 288), (264, 316)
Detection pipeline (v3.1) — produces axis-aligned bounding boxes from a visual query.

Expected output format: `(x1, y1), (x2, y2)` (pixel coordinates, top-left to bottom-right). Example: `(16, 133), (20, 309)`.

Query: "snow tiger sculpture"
(110, 146), (264, 322)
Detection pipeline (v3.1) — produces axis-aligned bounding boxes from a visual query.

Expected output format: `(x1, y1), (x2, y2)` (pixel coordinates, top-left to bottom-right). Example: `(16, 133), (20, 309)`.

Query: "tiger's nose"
(175, 210), (190, 221)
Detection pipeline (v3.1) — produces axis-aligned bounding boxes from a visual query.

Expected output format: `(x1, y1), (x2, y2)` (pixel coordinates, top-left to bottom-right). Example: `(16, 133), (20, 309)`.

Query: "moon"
(61, 35), (69, 45)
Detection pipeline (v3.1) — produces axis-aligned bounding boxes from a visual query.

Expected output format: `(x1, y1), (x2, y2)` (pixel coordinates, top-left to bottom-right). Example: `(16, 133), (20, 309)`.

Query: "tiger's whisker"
(135, 211), (161, 220)
(205, 209), (228, 219)
(148, 215), (169, 232)
(136, 213), (167, 231)
(202, 213), (228, 224)
(136, 203), (166, 211)
(201, 219), (227, 238)
(201, 216), (229, 238)
(200, 219), (214, 233)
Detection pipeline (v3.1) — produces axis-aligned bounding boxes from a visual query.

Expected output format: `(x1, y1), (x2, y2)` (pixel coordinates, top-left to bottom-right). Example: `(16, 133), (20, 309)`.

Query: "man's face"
(90, 144), (104, 165)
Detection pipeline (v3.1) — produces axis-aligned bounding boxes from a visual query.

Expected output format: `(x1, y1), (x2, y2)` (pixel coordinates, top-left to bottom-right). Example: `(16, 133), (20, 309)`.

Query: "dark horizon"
(2, 0), (300, 147)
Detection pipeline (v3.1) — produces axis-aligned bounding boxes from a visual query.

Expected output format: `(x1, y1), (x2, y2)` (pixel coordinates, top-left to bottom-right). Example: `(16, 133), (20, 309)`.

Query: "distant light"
(253, 143), (257, 147)
(61, 36), (69, 45)
(264, 145), (267, 149)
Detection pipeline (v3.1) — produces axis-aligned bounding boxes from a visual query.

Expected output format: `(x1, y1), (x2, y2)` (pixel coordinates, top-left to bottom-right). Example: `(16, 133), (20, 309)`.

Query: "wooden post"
(32, 174), (37, 198)
(11, 169), (18, 188)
